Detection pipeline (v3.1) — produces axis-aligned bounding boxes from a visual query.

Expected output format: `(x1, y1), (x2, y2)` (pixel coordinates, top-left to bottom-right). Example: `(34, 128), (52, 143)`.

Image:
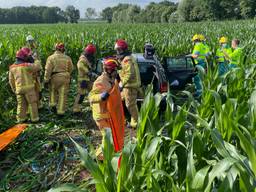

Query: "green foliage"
(0, 6), (79, 24)
(103, 1), (178, 23)
(178, 0), (256, 22)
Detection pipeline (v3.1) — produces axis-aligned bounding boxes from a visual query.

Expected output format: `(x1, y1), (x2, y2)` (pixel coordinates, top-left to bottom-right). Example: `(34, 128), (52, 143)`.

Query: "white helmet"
(26, 35), (34, 42)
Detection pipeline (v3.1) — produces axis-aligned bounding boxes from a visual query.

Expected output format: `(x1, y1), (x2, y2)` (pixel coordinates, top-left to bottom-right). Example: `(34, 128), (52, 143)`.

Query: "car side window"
(166, 58), (187, 70)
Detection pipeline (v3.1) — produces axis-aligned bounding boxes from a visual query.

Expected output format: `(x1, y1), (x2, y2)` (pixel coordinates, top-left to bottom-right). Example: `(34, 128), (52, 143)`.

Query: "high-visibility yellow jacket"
(203, 43), (211, 57)
(216, 47), (232, 63)
(119, 55), (141, 89)
(77, 55), (91, 82)
(192, 42), (207, 64)
(230, 47), (243, 65)
(88, 72), (113, 120)
(9, 62), (41, 94)
(44, 51), (73, 82)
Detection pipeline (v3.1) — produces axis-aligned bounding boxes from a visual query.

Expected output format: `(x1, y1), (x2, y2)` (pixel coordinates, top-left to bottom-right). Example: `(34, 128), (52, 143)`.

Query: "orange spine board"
(0, 124), (28, 151)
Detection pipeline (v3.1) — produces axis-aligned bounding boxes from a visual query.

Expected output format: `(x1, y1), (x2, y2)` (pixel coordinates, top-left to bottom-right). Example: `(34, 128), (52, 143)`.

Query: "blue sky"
(1, 0), (178, 15)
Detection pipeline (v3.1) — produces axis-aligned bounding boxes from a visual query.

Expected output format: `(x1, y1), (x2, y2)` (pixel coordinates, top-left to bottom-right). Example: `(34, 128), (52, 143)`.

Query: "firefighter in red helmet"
(44, 43), (73, 116)
(73, 43), (97, 114)
(9, 47), (41, 123)
(115, 39), (141, 129)
(88, 58), (119, 159)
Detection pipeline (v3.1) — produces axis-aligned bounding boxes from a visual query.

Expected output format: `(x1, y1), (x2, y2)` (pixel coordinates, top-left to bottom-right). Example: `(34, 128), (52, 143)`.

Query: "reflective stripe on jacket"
(77, 55), (91, 82)
(9, 62), (40, 94)
(88, 72), (113, 120)
(119, 55), (141, 89)
(44, 51), (73, 82)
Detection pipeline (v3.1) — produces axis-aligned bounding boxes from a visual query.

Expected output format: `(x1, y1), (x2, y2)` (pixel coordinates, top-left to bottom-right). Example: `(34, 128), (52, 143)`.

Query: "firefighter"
(223, 39), (243, 69)
(115, 39), (141, 128)
(44, 43), (73, 116)
(26, 35), (43, 108)
(73, 44), (96, 114)
(88, 58), (119, 159)
(216, 37), (232, 76)
(9, 47), (41, 123)
(191, 34), (207, 97)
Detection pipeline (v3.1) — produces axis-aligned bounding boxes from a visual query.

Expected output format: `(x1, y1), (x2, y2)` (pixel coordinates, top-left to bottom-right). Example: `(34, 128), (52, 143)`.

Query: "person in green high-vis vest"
(223, 39), (243, 69)
(215, 36), (232, 76)
(191, 34), (207, 97)
(199, 34), (211, 58)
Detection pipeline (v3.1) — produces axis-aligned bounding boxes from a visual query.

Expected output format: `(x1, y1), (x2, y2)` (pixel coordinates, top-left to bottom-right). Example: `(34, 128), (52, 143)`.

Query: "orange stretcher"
(0, 124), (28, 151)
(107, 82), (125, 152)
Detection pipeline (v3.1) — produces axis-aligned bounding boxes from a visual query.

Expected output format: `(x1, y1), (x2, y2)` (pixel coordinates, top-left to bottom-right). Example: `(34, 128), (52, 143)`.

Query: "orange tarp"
(0, 124), (28, 151)
(107, 82), (125, 152)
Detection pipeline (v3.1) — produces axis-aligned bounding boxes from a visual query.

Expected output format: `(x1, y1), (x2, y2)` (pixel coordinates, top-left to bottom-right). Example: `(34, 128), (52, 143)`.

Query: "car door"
(163, 56), (196, 90)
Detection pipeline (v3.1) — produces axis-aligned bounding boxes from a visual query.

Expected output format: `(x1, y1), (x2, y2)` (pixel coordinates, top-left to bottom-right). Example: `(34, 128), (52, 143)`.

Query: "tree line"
(0, 6), (80, 24)
(0, 0), (255, 24)
(101, 0), (256, 23)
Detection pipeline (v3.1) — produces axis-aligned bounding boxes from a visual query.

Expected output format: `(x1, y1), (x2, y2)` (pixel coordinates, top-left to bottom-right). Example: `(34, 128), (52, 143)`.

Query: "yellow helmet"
(192, 34), (200, 41)
(219, 36), (228, 44)
(199, 34), (206, 41)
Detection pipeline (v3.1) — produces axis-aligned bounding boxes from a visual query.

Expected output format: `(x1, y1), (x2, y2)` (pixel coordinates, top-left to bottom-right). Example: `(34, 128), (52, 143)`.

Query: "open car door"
(163, 55), (196, 90)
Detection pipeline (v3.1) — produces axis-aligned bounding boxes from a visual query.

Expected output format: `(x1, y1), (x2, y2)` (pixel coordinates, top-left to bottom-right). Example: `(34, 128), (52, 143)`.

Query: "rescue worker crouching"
(73, 44), (97, 114)
(44, 43), (73, 116)
(88, 58), (119, 159)
(9, 47), (41, 123)
(26, 35), (43, 109)
(115, 39), (141, 129)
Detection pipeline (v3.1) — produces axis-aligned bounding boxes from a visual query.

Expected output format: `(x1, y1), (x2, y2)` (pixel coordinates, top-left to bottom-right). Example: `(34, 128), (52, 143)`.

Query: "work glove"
(101, 92), (110, 101)
(80, 80), (87, 89)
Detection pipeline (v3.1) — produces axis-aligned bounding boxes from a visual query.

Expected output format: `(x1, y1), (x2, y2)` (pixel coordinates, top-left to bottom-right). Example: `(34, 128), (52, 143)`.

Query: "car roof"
(132, 53), (156, 63)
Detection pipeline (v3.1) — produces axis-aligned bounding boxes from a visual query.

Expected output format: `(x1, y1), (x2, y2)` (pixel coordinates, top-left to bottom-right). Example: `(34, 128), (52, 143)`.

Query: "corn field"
(0, 20), (256, 191)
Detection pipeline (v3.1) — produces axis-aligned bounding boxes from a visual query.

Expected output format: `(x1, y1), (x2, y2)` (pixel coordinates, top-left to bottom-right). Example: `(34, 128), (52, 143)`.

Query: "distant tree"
(177, 0), (194, 21)
(42, 7), (60, 23)
(85, 8), (97, 20)
(168, 11), (179, 23)
(0, 6), (73, 24)
(101, 7), (113, 23)
(161, 6), (177, 23)
(127, 5), (141, 23)
(65, 5), (80, 23)
(240, 0), (256, 18)
(219, 0), (240, 19)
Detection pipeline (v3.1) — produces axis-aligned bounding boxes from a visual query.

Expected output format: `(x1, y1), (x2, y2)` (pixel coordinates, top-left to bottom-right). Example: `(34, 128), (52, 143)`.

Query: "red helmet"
(103, 58), (118, 71)
(16, 47), (32, 60)
(115, 39), (128, 50)
(55, 43), (65, 51)
(84, 44), (96, 55)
